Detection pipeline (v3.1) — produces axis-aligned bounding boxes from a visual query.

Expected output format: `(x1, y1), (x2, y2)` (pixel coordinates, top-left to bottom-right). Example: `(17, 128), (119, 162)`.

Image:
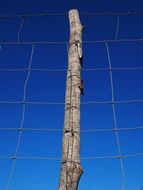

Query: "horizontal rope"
(0, 101), (65, 105)
(0, 99), (143, 105)
(0, 41), (68, 45)
(0, 13), (68, 19)
(0, 152), (143, 160)
(0, 156), (61, 160)
(0, 12), (143, 19)
(81, 152), (143, 160)
(82, 100), (143, 104)
(81, 126), (143, 132)
(0, 68), (67, 72)
(0, 126), (143, 132)
(81, 12), (143, 16)
(0, 67), (143, 72)
(0, 128), (63, 131)
(0, 38), (143, 45)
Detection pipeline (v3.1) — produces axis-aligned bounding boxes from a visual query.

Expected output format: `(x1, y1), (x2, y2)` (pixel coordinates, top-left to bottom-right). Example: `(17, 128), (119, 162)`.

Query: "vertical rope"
(115, 14), (120, 40)
(17, 17), (25, 43)
(105, 42), (125, 190)
(4, 44), (35, 190)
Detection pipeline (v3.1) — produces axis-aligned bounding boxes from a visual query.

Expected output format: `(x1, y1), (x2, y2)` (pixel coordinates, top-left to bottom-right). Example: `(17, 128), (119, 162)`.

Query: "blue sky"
(0, 0), (143, 190)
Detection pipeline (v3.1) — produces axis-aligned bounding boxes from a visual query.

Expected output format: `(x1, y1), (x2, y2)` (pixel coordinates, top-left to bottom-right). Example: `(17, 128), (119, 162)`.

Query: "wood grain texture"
(58, 9), (83, 190)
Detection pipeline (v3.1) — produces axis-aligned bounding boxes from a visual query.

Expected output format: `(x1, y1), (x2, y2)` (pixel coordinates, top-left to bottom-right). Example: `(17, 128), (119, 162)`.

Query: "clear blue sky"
(0, 0), (143, 190)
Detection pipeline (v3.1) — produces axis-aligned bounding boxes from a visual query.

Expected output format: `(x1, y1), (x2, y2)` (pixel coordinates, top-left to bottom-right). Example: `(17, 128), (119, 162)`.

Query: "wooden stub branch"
(58, 9), (84, 190)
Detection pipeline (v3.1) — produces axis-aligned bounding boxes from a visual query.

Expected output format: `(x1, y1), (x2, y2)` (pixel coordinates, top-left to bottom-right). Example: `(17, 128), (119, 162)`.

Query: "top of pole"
(68, 9), (83, 55)
(68, 9), (82, 30)
(69, 9), (79, 16)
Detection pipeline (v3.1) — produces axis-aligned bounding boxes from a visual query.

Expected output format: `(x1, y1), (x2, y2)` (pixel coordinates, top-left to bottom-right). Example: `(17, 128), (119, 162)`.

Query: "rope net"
(0, 12), (143, 190)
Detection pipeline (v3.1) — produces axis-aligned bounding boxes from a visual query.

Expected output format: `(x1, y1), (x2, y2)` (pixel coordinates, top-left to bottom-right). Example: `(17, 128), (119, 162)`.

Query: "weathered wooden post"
(58, 9), (84, 190)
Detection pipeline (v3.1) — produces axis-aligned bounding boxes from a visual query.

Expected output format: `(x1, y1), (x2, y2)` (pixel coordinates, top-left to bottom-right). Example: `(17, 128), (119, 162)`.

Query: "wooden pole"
(58, 9), (84, 190)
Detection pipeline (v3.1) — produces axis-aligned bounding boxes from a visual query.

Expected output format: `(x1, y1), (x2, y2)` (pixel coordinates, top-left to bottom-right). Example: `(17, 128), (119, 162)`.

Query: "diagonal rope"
(105, 42), (125, 190)
(4, 44), (35, 190)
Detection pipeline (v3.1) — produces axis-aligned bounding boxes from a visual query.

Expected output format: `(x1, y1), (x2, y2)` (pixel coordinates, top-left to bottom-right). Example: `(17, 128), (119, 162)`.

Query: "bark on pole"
(58, 9), (83, 190)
